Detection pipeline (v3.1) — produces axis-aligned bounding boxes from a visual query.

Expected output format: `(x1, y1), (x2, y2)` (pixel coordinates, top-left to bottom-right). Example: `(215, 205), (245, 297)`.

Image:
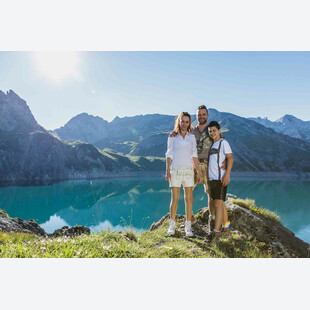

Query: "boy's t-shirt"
(208, 139), (232, 181)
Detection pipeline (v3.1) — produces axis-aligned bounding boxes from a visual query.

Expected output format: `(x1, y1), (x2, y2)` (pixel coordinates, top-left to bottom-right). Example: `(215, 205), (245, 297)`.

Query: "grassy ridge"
(0, 220), (272, 258)
(231, 198), (281, 223)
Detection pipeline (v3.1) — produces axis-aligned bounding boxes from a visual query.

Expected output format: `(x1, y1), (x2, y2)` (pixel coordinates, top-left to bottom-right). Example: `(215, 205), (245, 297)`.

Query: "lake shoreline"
(1, 170), (310, 188)
(1, 196), (309, 258)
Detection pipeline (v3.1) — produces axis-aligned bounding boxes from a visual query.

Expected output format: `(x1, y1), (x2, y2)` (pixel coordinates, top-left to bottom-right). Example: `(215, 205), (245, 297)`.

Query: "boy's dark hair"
(208, 121), (220, 130)
(197, 105), (208, 113)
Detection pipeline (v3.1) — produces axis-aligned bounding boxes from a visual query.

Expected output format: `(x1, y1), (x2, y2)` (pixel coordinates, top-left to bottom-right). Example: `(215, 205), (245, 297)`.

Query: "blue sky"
(1, 51), (310, 130)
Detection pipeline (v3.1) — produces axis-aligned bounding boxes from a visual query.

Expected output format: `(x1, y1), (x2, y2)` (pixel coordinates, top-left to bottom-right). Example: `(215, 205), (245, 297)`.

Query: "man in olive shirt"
(191, 105), (226, 230)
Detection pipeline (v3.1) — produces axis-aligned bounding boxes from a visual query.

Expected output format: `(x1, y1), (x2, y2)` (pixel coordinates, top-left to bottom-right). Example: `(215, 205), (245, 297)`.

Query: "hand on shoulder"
(169, 131), (177, 138)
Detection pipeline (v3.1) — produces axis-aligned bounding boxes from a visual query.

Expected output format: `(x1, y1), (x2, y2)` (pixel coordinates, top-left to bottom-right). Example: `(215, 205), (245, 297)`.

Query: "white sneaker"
(167, 219), (176, 236)
(185, 221), (194, 237)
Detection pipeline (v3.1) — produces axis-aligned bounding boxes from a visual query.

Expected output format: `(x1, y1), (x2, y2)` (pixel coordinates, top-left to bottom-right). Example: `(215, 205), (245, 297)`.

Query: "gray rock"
(0, 212), (46, 236)
(50, 225), (90, 237)
(149, 195), (309, 258)
(0, 212), (90, 238)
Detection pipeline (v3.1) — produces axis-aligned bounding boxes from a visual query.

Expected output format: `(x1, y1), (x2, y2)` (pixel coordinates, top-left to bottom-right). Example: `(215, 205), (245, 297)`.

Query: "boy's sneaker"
(208, 216), (215, 233)
(185, 221), (194, 237)
(167, 219), (176, 236)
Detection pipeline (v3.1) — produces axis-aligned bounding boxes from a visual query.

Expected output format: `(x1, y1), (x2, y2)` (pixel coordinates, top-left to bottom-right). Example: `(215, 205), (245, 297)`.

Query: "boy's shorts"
(170, 167), (194, 188)
(209, 180), (227, 201)
(193, 160), (210, 194)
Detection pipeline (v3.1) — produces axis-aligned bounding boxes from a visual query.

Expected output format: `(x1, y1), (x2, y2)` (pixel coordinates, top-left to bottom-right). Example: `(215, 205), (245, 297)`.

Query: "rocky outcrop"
(51, 225), (90, 237)
(0, 210), (90, 238)
(0, 90), (44, 133)
(150, 195), (309, 258)
(0, 210), (46, 236)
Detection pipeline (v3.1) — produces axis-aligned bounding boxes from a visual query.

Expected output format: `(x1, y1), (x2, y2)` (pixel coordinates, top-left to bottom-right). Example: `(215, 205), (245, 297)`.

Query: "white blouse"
(166, 132), (198, 168)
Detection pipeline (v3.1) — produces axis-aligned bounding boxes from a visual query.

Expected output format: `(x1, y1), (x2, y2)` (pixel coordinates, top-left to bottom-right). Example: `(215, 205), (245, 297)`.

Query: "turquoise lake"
(0, 177), (309, 243)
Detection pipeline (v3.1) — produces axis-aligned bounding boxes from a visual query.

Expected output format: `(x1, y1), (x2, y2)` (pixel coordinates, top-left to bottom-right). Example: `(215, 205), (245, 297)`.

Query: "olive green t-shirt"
(191, 125), (213, 160)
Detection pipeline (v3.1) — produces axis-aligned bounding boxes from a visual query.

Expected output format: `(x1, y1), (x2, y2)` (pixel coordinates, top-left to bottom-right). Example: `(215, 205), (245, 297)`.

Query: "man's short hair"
(197, 105), (208, 114)
(208, 121), (220, 130)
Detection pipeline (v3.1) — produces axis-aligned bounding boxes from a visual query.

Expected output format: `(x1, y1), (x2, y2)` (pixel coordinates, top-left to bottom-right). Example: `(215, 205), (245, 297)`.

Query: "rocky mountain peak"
(54, 112), (109, 144)
(0, 89), (41, 133)
(67, 112), (108, 125)
(276, 114), (298, 124)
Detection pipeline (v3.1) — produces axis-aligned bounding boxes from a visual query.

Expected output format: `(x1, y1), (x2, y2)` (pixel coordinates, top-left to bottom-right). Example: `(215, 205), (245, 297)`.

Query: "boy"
(207, 121), (233, 236)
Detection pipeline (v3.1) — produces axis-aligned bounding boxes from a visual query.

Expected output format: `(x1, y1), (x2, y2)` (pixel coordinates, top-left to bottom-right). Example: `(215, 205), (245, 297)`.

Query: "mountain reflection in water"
(0, 177), (309, 242)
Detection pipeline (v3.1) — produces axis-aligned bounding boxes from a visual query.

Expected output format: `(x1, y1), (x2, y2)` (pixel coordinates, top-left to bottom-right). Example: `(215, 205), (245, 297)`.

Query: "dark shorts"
(209, 180), (227, 201)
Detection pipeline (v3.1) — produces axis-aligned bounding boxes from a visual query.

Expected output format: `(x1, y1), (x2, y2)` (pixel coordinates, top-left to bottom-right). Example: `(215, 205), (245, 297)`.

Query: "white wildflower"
(102, 245), (111, 250)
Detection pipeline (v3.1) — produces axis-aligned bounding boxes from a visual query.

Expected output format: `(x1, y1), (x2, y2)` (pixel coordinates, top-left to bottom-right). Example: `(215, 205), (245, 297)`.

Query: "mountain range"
(249, 115), (310, 142)
(53, 108), (310, 174)
(0, 90), (165, 185)
(1, 89), (310, 184)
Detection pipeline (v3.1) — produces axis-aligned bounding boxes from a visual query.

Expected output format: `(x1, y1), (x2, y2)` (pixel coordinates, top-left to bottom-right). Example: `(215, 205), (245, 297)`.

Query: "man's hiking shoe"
(221, 221), (231, 235)
(221, 227), (230, 237)
(203, 230), (220, 244)
(203, 232), (215, 244)
(167, 219), (176, 236)
(185, 221), (194, 237)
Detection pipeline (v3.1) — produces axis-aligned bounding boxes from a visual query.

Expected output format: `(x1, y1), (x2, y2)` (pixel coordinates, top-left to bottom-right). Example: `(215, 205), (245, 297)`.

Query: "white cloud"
(40, 214), (70, 234)
(295, 225), (310, 243)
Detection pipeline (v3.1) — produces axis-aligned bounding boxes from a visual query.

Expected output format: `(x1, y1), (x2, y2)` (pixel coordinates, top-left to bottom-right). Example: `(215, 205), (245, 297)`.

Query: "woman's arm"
(165, 137), (174, 183)
(166, 157), (172, 183)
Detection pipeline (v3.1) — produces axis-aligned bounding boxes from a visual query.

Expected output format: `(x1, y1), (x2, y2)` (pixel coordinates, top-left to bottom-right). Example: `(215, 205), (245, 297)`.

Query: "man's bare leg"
(208, 193), (216, 216)
(214, 200), (223, 231)
(222, 201), (228, 227)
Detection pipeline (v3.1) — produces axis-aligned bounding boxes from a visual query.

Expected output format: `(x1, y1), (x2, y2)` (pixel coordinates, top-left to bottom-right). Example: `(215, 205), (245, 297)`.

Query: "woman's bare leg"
(170, 187), (180, 220)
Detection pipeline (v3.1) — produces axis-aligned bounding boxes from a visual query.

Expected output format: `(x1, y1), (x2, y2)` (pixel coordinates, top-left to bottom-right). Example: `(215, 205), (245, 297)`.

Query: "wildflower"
(101, 244), (111, 250)
(162, 246), (173, 250)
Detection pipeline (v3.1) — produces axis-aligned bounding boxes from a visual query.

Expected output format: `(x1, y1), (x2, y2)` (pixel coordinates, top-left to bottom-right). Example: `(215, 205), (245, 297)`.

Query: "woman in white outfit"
(165, 112), (201, 237)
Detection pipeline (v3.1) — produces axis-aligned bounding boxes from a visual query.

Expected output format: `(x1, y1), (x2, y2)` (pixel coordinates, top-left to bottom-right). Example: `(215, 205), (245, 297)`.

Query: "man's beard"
(198, 119), (207, 125)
